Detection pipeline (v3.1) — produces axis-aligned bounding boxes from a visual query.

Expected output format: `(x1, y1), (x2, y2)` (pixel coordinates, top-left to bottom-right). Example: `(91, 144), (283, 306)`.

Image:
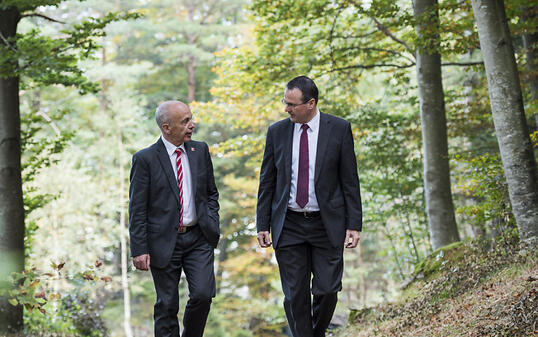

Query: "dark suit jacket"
(129, 138), (219, 269)
(256, 112), (362, 248)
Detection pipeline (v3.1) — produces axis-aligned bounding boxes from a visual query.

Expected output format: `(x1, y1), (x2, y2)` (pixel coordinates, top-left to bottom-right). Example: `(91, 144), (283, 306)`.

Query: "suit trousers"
(275, 211), (344, 337)
(150, 226), (216, 337)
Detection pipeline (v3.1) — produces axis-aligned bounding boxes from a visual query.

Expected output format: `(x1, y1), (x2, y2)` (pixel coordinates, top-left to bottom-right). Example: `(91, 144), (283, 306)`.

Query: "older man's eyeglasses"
(281, 98), (310, 108)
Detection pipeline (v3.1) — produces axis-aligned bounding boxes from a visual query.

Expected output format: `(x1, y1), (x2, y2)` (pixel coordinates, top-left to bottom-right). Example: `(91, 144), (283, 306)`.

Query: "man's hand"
(257, 231), (272, 248)
(133, 254), (150, 270)
(344, 230), (361, 248)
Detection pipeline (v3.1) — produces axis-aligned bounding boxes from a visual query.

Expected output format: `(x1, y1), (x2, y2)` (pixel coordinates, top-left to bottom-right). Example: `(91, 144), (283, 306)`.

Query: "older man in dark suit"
(256, 76), (362, 337)
(129, 100), (219, 337)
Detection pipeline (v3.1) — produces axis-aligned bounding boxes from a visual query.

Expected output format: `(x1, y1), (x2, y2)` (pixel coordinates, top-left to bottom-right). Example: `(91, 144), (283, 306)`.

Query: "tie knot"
(301, 124), (309, 131)
(175, 148), (182, 157)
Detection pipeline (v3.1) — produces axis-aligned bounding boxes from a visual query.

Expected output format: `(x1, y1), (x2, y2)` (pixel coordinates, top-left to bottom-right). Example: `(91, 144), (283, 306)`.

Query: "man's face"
(284, 88), (316, 124)
(162, 103), (195, 146)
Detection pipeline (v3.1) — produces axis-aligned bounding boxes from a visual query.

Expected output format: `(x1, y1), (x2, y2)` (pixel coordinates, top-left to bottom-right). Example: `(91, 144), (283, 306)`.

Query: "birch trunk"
(413, 0), (460, 249)
(471, 0), (538, 243)
(521, 5), (538, 131)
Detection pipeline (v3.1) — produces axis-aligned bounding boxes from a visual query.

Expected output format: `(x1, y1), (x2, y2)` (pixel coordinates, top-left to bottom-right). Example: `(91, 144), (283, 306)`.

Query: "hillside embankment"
(336, 237), (537, 337)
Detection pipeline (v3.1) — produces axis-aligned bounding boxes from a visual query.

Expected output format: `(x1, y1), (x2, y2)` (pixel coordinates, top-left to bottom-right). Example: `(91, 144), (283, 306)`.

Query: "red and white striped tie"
(175, 148), (184, 230)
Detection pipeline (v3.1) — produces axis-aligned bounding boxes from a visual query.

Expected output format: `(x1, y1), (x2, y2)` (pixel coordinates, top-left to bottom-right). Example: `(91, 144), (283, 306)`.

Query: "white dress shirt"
(288, 109), (320, 211)
(161, 135), (197, 226)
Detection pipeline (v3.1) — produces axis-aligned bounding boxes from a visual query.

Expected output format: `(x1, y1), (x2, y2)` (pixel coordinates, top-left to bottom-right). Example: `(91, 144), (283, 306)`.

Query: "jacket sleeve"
(128, 153), (150, 257)
(256, 127), (276, 232)
(339, 122), (363, 231)
(205, 143), (220, 228)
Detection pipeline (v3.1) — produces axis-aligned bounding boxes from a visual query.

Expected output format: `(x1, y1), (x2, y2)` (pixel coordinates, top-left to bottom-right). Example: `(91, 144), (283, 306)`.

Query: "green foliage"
(0, 0), (143, 332)
(0, 269), (46, 314)
(349, 101), (428, 277)
(0, 2), (141, 93)
(107, 0), (246, 107)
(25, 289), (109, 337)
(209, 294), (287, 337)
(1, 257), (112, 335)
(21, 107), (73, 208)
(245, 0), (482, 89)
(1, 0), (64, 12)
(454, 152), (515, 238)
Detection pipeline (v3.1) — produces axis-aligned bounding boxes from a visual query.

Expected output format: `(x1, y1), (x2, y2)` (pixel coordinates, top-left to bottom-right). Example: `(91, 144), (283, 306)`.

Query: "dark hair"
(286, 76), (318, 104)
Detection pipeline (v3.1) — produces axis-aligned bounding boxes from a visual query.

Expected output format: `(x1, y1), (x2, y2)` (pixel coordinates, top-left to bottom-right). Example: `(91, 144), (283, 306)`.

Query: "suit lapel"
(284, 119), (294, 185)
(156, 139), (180, 202)
(185, 141), (197, 196)
(315, 112), (331, 183)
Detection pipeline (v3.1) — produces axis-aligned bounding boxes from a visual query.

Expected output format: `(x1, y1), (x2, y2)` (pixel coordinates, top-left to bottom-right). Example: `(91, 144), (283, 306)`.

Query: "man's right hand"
(257, 231), (272, 248)
(133, 254), (150, 270)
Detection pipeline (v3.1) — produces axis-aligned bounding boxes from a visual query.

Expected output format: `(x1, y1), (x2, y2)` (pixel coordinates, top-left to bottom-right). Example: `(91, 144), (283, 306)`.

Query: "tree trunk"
(384, 229), (405, 280)
(119, 135), (133, 337)
(0, 5), (24, 333)
(521, 6), (538, 132)
(413, 0), (460, 250)
(187, 55), (196, 103)
(471, 0), (538, 244)
(186, 3), (197, 103)
(357, 244), (366, 307)
(100, 48), (108, 112)
(403, 204), (420, 263)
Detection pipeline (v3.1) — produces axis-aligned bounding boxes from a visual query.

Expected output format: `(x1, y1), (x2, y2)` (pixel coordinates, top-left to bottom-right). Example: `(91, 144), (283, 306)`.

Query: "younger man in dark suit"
(129, 101), (219, 337)
(256, 76), (362, 337)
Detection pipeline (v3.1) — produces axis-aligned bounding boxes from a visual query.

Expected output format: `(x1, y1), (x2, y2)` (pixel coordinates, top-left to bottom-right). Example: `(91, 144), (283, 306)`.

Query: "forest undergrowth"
(336, 234), (537, 337)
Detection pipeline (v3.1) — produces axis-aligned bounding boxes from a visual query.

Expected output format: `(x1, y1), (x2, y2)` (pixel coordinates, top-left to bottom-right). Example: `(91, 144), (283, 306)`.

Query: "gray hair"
(155, 101), (189, 130)
(155, 102), (173, 130)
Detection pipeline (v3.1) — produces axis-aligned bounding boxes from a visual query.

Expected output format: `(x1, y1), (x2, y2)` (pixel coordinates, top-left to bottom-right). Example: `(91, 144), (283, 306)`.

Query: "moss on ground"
(412, 241), (465, 281)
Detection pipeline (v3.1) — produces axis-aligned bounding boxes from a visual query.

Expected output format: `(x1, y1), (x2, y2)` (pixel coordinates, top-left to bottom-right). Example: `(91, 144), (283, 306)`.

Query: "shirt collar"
(295, 108), (320, 132)
(161, 135), (186, 157)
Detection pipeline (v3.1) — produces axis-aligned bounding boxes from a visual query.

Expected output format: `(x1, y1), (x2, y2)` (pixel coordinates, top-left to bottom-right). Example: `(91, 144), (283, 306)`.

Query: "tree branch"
(21, 13), (65, 24)
(441, 61), (484, 67)
(329, 4), (345, 71)
(326, 62), (416, 74)
(331, 46), (416, 64)
(0, 32), (17, 52)
(331, 31), (378, 40)
(372, 17), (415, 56)
(199, 0), (219, 25)
(36, 111), (61, 136)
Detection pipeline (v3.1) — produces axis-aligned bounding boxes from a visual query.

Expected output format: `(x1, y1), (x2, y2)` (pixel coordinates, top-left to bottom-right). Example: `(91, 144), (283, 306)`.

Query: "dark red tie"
(296, 124), (309, 208)
(175, 149), (184, 229)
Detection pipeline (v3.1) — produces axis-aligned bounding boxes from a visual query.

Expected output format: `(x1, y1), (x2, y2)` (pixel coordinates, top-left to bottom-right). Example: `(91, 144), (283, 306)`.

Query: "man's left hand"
(344, 230), (361, 248)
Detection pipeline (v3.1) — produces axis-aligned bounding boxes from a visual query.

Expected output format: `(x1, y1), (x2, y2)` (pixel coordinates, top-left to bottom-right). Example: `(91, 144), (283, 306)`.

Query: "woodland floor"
(334, 237), (537, 337)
